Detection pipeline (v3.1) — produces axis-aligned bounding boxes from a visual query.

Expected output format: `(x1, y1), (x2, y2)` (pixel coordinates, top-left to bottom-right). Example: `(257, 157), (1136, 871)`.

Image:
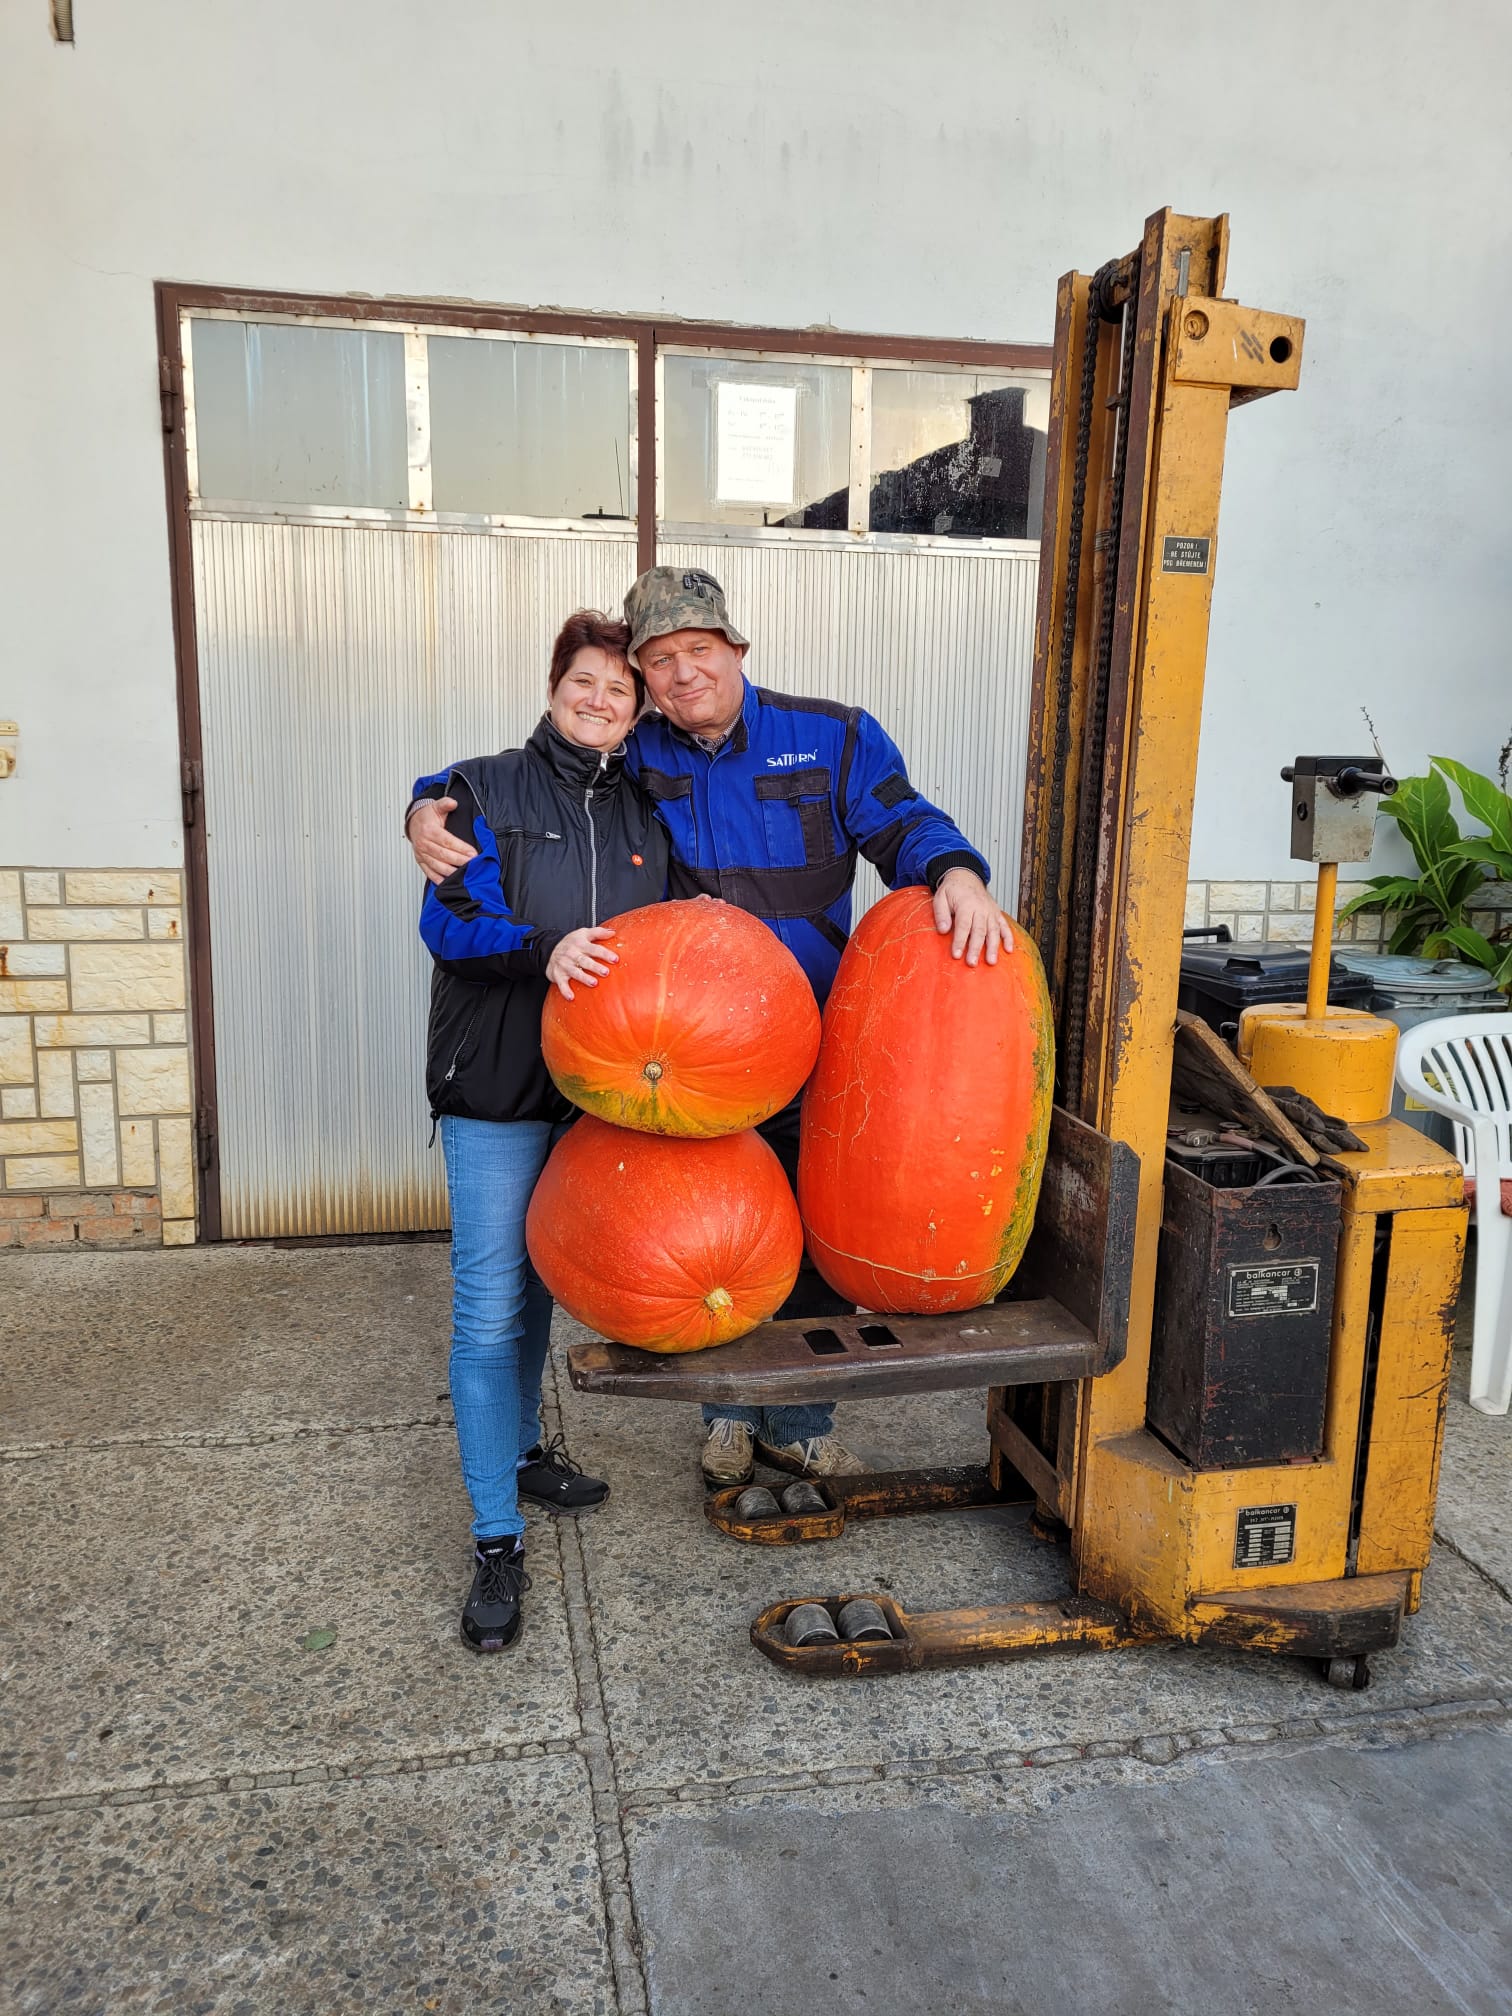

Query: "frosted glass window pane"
(662, 355), (851, 529)
(429, 338), (632, 520)
(869, 369), (1049, 539)
(192, 319), (407, 507)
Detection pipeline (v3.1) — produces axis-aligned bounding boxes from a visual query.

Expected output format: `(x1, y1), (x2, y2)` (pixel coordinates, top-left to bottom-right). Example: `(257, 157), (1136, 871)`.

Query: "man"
(407, 566), (1010, 1489)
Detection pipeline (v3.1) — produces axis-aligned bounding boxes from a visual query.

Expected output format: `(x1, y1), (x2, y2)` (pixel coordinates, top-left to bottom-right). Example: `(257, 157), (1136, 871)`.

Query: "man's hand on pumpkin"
(932, 867), (1013, 967)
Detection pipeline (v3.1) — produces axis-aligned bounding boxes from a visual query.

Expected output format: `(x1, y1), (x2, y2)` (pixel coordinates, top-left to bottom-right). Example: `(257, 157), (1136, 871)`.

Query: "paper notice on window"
(715, 381), (797, 505)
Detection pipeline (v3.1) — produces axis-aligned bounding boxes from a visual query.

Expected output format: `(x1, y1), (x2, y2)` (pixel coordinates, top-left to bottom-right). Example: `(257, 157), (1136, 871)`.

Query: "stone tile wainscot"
(0, 871), (194, 1248)
(1184, 877), (1508, 950)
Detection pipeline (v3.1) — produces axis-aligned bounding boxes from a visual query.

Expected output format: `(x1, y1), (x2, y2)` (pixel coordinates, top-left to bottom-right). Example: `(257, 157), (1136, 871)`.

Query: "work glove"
(1262, 1086), (1368, 1156)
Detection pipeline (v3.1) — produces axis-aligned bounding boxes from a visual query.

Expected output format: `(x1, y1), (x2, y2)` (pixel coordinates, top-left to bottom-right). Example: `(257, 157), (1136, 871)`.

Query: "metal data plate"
(1227, 1260), (1321, 1318)
(1234, 1503), (1297, 1570)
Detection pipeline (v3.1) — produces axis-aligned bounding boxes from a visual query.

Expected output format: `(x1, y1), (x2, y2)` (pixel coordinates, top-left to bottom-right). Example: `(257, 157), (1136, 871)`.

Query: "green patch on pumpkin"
(991, 935), (1056, 1293)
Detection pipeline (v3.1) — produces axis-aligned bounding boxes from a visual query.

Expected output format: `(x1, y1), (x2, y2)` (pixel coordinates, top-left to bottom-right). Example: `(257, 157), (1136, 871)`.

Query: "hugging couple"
(406, 565), (1009, 1652)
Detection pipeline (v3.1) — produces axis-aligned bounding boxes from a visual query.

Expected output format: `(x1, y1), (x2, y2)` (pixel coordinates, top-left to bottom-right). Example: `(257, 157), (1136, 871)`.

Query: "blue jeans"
(441, 1114), (569, 1541)
(701, 1401), (836, 1444)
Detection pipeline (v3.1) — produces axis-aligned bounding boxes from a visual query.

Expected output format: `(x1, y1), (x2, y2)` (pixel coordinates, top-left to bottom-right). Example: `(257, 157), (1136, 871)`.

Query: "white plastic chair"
(1395, 1011), (1512, 1415)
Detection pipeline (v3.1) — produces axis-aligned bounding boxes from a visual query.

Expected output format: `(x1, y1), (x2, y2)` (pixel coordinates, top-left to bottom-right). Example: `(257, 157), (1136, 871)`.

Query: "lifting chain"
(1057, 257), (1140, 1111)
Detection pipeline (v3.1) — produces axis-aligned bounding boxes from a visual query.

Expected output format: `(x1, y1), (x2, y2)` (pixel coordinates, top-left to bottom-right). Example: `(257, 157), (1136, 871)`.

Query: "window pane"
(191, 319), (407, 507)
(429, 337), (632, 520)
(662, 355), (851, 529)
(869, 370), (1049, 539)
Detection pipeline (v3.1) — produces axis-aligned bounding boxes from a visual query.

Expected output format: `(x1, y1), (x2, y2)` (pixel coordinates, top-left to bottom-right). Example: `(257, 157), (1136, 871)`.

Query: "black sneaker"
(461, 1538), (529, 1653)
(515, 1434), (610, 1516)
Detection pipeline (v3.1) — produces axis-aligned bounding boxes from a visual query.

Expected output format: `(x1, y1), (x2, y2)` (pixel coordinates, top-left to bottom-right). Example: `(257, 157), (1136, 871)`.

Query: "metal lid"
(1331, 952), (1500, 998)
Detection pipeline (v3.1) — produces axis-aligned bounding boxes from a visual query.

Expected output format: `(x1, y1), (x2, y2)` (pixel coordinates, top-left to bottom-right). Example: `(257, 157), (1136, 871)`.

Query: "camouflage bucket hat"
(623, 566), (749, 667)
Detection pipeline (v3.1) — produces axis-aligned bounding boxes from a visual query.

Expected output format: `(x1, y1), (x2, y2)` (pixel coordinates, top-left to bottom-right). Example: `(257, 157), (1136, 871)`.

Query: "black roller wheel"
(1321, 1654), (1372, 1691)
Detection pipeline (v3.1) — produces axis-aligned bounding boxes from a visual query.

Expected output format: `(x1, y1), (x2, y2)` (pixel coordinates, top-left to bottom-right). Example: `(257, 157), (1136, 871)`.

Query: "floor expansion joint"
(613, 1692), (1512, 1816)
(1433, 1525), (1512, 1608)
(7, 1694), (1505, 1829)
(545, 1356), (650, 2016)
(0, 1416), (454, 1461)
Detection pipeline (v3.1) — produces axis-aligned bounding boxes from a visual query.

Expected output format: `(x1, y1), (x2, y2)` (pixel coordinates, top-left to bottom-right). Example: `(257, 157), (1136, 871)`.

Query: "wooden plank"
(1054, 1377), (1082, 1502)
(1171, 1011), (1319, 1165)
(1014, 1104), (1141, 1362)
(985, 1394), (1065, 1518)
(566, 1296), (1098, 1406)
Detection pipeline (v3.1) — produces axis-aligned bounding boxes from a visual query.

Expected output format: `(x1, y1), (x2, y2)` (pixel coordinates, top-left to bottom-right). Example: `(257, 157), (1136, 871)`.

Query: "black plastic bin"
(1178, 927), (1374, 1045)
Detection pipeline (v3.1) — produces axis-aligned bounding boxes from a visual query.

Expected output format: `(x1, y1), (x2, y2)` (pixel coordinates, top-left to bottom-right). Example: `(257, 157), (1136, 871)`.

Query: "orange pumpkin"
(797, 887), (1053, 1314)
(540, 898), (820, 1137)
(525, 1117), (802, 1353)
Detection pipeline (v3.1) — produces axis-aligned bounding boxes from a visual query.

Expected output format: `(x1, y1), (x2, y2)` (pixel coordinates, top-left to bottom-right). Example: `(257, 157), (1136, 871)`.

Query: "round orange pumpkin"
(540, 898), (820, 1137)
(797, 887), (1053, 1314)
(525, 1117), (803, 1353)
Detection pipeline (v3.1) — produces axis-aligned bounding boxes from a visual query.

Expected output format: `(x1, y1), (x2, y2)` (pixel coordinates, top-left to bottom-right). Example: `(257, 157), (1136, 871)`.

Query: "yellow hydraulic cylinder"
(1238, 1002), (1397, 1124)
(1237, 854), (1398, 1123)
(1307, 861), (1337, 1019)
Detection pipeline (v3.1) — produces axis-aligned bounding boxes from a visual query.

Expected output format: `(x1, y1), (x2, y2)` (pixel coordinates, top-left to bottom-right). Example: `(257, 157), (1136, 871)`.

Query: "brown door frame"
(156, 279), (1050, 1240)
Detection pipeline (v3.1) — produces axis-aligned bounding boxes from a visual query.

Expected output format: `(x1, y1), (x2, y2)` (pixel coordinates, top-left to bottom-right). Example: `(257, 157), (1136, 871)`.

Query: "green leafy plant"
(1340, 755), (1512, 990)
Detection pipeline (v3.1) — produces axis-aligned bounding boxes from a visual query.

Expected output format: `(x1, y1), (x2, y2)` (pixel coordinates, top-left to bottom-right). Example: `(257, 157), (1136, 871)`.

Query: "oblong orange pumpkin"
(525, 1117), (803, 1353)
(797, 887), (1053, 1314)
(540, 898), (820, 1137)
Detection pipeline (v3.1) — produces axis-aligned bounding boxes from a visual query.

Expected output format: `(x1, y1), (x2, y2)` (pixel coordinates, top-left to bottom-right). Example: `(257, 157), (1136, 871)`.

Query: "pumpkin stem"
(643, 1061), (664, 1083)
(704, 1286), (734, 1316)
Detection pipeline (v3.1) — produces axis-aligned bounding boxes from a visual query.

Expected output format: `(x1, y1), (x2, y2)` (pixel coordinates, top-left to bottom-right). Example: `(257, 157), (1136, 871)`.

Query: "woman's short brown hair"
(548, 610), (642, 709)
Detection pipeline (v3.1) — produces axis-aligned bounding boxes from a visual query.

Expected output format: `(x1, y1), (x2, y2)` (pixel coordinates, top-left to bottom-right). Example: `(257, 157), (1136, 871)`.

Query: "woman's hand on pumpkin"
(932, 868), (1014, 967)
(408, 798), (477, 886)
(547, 926), (619, 1000)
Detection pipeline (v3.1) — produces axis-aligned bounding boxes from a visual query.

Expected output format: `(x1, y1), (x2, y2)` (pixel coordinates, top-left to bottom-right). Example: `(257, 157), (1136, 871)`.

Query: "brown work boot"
(755, 1433), (866, 1478)
(701, 1417), (756, 1488)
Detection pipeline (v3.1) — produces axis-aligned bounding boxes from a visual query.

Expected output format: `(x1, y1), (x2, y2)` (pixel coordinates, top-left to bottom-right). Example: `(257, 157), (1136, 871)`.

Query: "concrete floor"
(2, 1242), (1510, 2015)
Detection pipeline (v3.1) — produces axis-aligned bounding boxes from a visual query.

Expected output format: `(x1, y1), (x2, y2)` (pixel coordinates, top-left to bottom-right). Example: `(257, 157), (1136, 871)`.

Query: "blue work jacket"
(624, 682), (988, 1004)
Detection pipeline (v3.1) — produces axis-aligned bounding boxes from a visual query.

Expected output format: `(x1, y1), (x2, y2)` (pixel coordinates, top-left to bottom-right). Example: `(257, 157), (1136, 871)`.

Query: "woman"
(419, 610), (669, 1654)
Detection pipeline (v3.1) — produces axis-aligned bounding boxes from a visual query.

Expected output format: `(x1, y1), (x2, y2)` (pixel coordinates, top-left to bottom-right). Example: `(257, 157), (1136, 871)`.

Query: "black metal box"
(1178, 931), (1372, 1044)
(1148, 1159), (1341, 1470)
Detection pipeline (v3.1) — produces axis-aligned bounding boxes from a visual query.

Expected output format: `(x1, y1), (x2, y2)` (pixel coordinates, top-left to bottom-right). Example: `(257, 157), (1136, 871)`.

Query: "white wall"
(2, 0), (1507, 876)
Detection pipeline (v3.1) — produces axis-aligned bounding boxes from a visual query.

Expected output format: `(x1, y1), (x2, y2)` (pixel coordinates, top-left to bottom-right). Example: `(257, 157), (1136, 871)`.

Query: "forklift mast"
(1003, 210), (1464, 1658)
(1012, 211), (1309, 1570)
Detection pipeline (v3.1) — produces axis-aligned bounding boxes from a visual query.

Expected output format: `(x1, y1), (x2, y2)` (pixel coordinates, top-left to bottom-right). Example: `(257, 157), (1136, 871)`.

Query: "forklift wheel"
(1321, 1655), (1372, 1691)
(1028, 1506), (1070, 1546)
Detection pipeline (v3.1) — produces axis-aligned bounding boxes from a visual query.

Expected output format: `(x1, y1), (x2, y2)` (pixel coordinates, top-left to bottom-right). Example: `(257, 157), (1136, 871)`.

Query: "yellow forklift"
(569, 209), (1467, 1691)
